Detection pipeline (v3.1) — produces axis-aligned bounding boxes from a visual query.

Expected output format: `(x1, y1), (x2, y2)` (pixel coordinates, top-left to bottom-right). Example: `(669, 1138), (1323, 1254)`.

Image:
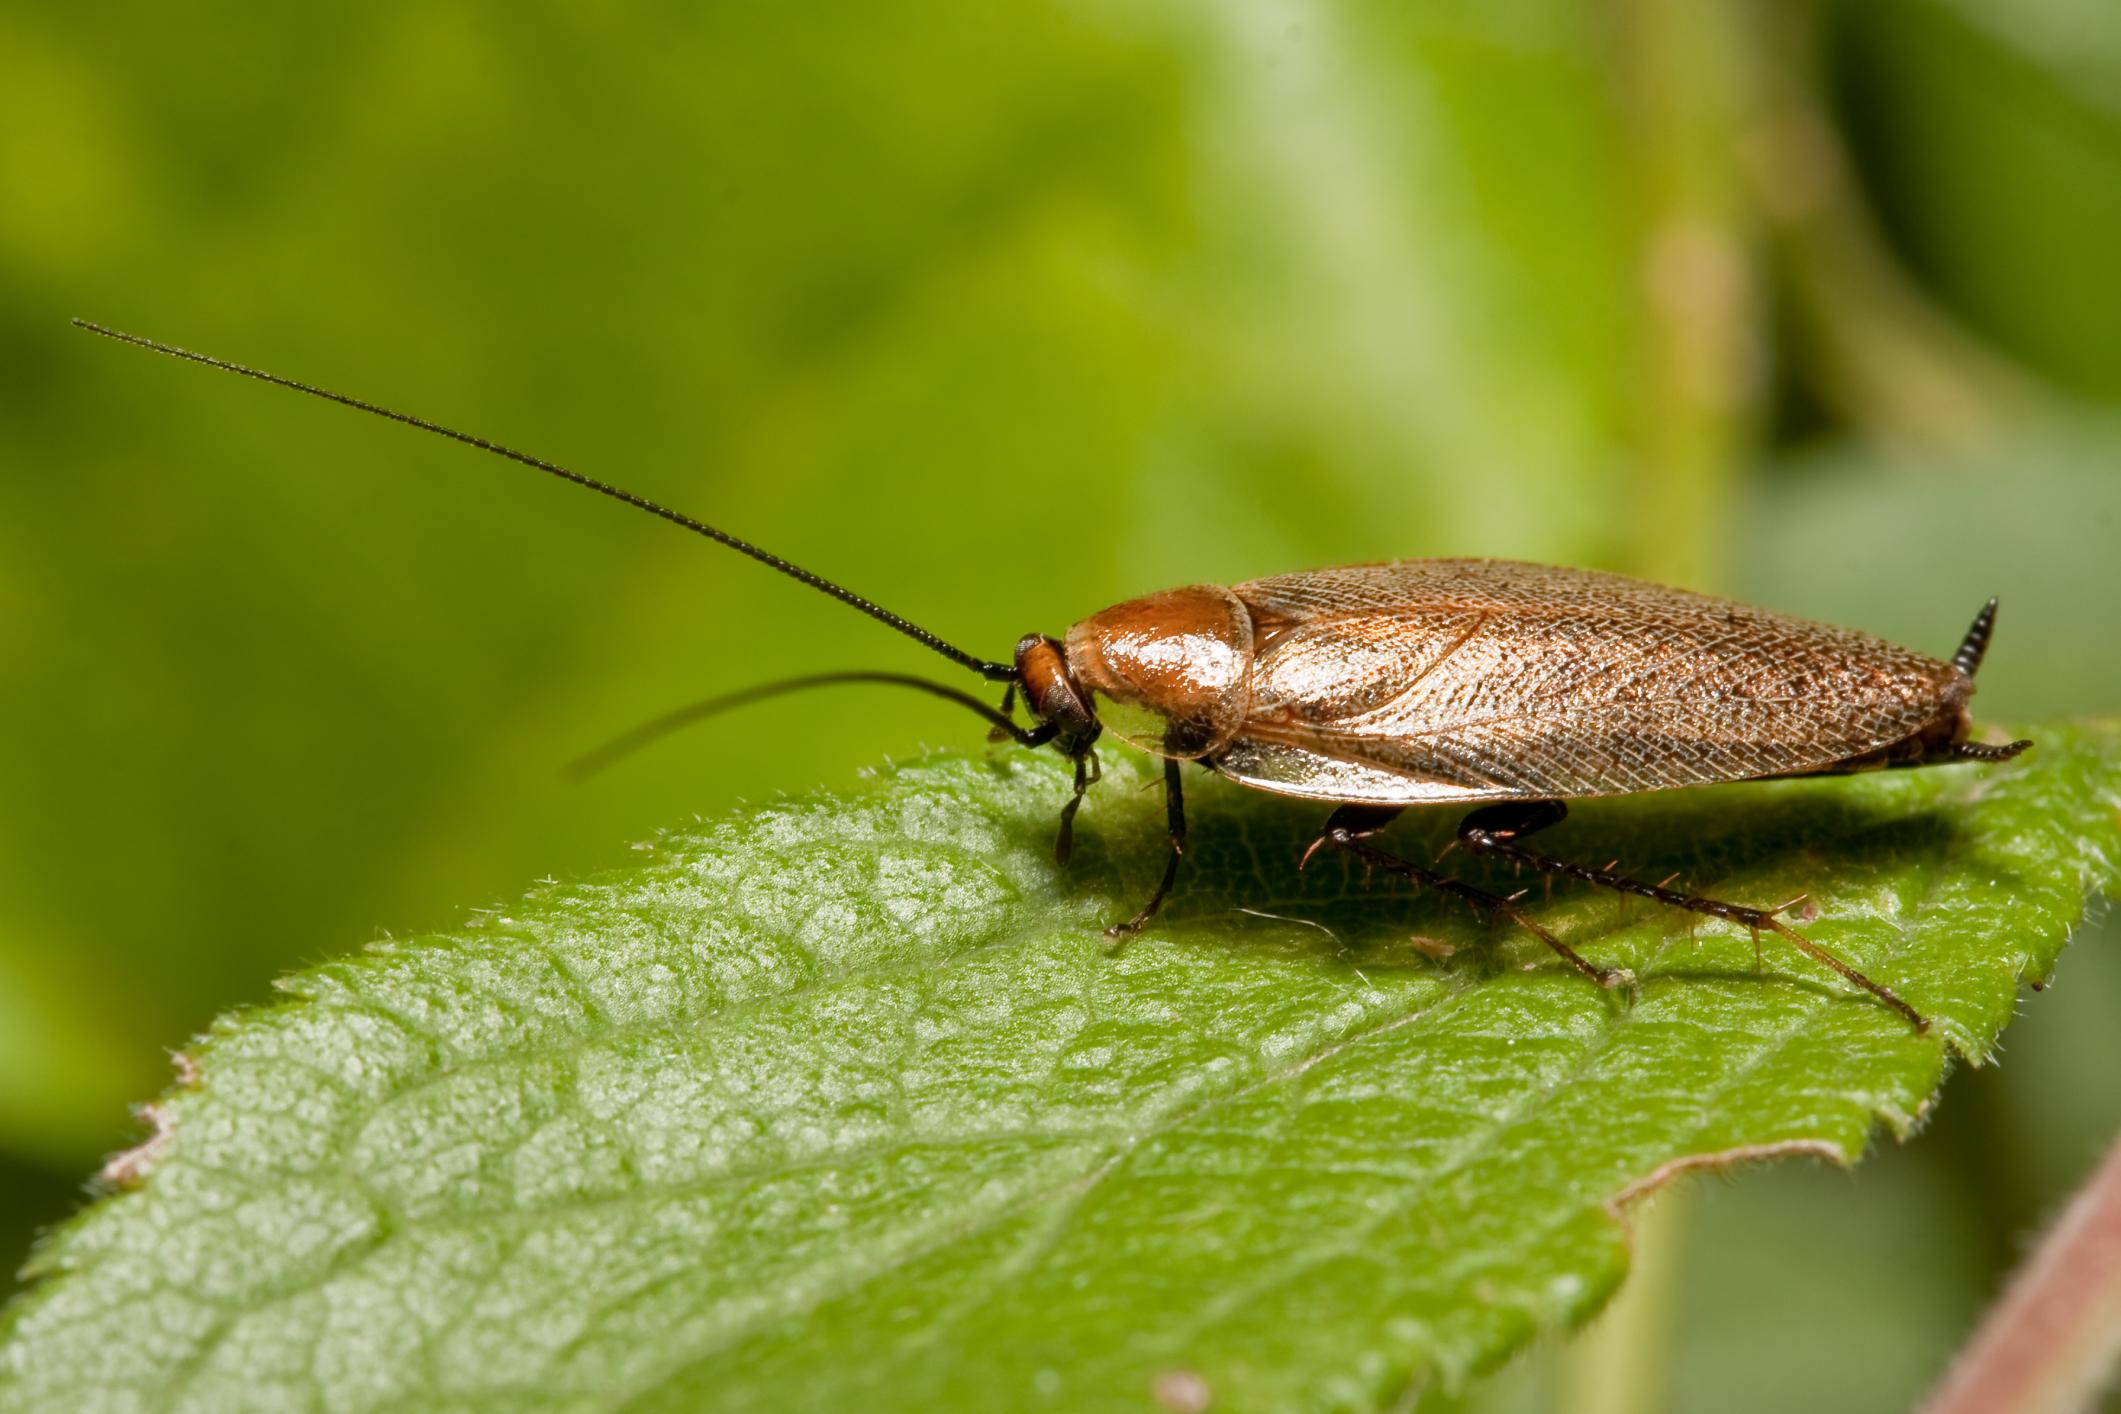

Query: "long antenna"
(567, 670), (1054, 779)
(72, 319), (1015, 681)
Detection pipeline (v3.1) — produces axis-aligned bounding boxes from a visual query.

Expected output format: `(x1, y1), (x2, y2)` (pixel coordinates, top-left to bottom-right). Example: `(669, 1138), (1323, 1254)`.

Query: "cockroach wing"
(1210, 560), (1968, 804)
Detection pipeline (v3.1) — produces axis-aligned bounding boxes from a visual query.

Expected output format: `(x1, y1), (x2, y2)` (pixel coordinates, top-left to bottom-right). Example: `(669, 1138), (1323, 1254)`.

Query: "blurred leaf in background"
(0, 0), (2115, 1407)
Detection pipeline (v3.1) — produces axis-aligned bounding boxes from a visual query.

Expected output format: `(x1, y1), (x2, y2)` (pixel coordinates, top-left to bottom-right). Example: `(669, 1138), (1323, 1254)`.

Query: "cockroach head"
(1013, 633), (1099, 755)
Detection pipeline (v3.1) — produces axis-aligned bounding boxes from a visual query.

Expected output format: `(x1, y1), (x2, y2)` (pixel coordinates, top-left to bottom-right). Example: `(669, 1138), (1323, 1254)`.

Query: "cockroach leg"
(1307, 805), (1632, 992)
(987, 683), (1020, 743)
(1105, 756), (1186, 941)
(1454, 800), (1929, 1032)
(1300, 804), (1397, 871)
(1053, 748), (1100, 865)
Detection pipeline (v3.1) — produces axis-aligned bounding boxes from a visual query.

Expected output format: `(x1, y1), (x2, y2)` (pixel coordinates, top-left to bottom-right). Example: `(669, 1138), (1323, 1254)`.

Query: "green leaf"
(5, 724), (2117, 1411)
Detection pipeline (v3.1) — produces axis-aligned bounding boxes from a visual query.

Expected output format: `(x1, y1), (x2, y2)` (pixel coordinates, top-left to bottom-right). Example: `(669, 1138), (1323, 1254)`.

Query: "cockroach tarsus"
(76, 319), (2035, 1034)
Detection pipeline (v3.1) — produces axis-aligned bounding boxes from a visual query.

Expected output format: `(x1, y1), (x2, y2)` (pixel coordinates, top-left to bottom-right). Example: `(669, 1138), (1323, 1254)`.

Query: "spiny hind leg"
(1303, 804), (1631, 990)
(1454, 800), (1928, 1032)
(1456, 801), (1791, 937)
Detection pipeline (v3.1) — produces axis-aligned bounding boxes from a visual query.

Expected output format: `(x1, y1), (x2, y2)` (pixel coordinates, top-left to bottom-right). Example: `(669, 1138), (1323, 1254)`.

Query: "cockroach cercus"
(76, 319), (2033, 1033)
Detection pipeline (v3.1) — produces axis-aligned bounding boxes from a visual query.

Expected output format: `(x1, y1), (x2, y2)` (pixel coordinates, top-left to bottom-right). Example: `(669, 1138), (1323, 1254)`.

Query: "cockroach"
(75, 320), (2032, 1032)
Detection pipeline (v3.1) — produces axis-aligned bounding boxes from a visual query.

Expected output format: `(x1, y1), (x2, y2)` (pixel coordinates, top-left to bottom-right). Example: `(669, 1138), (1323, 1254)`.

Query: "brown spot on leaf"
(100, 1103), (175, 1189)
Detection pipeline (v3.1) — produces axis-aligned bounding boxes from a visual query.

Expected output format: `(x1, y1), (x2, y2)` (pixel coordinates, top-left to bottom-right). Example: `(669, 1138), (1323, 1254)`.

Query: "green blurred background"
(2, 0), (2117, 1407)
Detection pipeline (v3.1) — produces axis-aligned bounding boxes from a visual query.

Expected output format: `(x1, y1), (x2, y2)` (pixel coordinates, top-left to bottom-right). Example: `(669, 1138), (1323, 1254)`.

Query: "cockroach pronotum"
(76, 320), (2033, 1033)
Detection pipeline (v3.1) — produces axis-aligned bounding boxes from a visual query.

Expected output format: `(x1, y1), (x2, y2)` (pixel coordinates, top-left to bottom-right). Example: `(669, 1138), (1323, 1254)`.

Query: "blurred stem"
(1561, 1189), (1690, 1414)
(1921, 1123), (2121, 1414)
(1566, 0), (1764, 1395)
(1745, 0), (2039, 448)
(1605, 0), (1760, 591)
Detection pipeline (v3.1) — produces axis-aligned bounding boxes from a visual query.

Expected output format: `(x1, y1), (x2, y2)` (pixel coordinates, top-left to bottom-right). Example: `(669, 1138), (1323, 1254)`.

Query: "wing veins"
(1307, 696), (1818, 744)
(1349, 610), (1491, 717)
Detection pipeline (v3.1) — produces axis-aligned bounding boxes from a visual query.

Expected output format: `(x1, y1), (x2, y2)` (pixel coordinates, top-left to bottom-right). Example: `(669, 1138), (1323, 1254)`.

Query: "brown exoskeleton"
(78, 320), (2031, 1032)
